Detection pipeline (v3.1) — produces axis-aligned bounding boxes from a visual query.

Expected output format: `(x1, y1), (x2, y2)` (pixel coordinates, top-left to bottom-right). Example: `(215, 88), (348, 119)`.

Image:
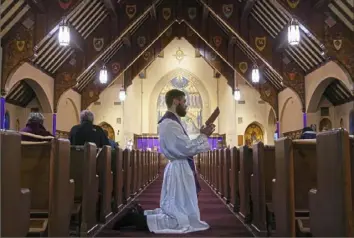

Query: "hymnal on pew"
(205, 107), (220, 126)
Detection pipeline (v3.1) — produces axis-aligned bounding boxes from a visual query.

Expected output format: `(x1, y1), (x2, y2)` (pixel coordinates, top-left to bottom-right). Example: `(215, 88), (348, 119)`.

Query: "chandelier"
(252, 65), (260, 83)
(234, 88), (241, 101)
(58, 21), (70, 46)
(119, 88), (126, 101)
(99, 65), (108, 84)
(288, 18), (300, 46)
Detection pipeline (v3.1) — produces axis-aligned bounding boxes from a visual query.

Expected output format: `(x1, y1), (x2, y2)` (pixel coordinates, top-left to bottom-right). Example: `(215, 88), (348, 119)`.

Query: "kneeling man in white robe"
(113, 89), (215, 234)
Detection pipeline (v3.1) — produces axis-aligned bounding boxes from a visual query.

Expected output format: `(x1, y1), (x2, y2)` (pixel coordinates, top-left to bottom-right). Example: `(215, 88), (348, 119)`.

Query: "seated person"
(20, 112), (53, 141)
(104, 130), (117, 149)
(300, 127), (316, 139)
(69, 110), (110, 148)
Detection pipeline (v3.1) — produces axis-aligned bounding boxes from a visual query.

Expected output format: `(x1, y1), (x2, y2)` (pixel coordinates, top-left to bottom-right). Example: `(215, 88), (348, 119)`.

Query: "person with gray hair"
(20, 112), (53, 141)
(69, 110), (109, 148)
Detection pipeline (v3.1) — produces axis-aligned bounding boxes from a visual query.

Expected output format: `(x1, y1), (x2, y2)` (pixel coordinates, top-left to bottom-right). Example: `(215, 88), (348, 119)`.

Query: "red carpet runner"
(100, 173), (254, 237)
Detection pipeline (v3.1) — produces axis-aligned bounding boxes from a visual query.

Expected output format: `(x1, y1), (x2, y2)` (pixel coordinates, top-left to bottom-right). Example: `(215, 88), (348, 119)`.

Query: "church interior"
(1, 0), (354, 236)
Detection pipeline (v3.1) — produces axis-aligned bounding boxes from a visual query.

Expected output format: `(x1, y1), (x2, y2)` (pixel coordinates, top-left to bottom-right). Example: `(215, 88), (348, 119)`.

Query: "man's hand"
(200, 124), (215, 137)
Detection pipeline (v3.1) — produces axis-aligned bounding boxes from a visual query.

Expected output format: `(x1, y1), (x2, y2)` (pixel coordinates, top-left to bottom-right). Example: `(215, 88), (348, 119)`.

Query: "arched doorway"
(319, 118), (332, 131)
(157, 74), (203, 138)
(244, 123), (264, 146)
(99, 122), (115, 141)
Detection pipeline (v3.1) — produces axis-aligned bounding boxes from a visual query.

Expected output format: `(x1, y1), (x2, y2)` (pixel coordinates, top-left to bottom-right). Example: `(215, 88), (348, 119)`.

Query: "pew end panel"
(229, 147), (240, 212)
(309, 129), (353, 237)
(96, 145), (113, 223)
(238, 145), (253, 223)
(1, 131), (31, 237)
(251, 142), (275, 236)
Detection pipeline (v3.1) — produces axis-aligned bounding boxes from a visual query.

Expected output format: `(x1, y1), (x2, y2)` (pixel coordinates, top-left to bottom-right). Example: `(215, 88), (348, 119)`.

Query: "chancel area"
(1, 0), (354, 237)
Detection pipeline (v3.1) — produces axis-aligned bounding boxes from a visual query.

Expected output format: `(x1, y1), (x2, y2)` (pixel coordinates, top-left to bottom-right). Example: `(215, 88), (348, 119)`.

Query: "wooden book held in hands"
(205, 107), (220, 126)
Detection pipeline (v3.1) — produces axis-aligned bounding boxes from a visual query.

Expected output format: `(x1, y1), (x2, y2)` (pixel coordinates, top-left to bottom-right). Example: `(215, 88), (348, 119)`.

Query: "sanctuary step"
(97, 171), (254, 237)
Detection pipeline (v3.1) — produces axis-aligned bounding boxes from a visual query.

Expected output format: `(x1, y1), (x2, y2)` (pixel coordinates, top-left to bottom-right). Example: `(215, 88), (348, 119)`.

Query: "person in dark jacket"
(69, 110), (110, 148)
(300, 127), (317, 139)
(20, 112), (53, 141)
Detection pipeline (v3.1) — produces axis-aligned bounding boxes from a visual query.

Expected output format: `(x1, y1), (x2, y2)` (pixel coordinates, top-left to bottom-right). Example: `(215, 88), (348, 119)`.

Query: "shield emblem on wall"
(16, 40), (25, 52)
(111, 62), (120, 74)
(58, 0), (72, 10)
(288, 72), (297, 80)
(222, 4), (233, 18)
(93, 38), (104, 51)
(265, 89), (271, 97)
(137, 36), (146, 48)
(213, 36), (222, 48)
(188, 8), (196, 20)
(333, 39), (342, 51)
(162, 8), (171, 20)
(143, 51), (150, 61)
(255, 37), (266, 51)
(287, 0), (300, 8)
(126, 5), (136, 19)
(239, 62), (248, 74)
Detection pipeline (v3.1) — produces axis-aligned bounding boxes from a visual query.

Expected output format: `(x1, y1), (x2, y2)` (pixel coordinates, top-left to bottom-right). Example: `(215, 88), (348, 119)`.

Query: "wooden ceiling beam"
(150, 4), (157, 19)
(201, 5), (209, 33)
(68, 25), (85, 52)
(103, 0), (117, 16)
(240, 0), (256, 36)
(26, 0), (46, 13)
(312, 0), (332, 9)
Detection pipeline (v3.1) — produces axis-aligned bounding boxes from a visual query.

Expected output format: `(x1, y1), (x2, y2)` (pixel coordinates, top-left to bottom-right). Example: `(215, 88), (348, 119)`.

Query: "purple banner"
(52, 113), (57, 136)
(276, 121), (280, 138)
(303, 112), (307, 128)
(0, 97), (5, 129)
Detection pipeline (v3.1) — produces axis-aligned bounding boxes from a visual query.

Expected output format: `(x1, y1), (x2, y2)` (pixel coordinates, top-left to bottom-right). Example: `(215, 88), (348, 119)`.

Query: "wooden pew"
(96, 146), (113, 222)
(212, 150), (217, 189)
(136, 150), (143, 192)
(229, 146), (240, 212)
(217, 149), (223, 195)
(273, 138), (316, 237)
(309, 129), (353, 237)
(251, 142), (275, 236)
(111, 148), (123, 213)
(130, 150), (138, 197)
(239, 145), (253, 223)
(21, 138), (74, 237)
(70, 143), (99, 236)
(122, 149), (132, 203)
(222, 148), (231, 202)
(1, 131), (31, 237)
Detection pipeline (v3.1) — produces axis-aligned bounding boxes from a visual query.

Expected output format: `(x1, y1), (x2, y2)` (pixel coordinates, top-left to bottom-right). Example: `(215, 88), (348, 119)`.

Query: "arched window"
(157, 75), (203, 138)
(4, 111), (10, 130)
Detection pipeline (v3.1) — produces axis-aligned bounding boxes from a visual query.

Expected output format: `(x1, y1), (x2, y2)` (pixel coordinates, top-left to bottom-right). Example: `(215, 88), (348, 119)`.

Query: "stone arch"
(279, 88), (303, 133)
(149, 68), (211, 133)
(244, 121), (265, 146)
(307, 77), (351, 113)
(305, 60), (352, 112)
(56, 91), (80, 132)
(4, 62), (54, 113)
(99, 122), (115, 141)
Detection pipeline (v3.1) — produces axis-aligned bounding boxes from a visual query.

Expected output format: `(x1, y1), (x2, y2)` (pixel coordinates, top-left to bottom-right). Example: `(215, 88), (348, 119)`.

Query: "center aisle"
(100, 171), (254, 237)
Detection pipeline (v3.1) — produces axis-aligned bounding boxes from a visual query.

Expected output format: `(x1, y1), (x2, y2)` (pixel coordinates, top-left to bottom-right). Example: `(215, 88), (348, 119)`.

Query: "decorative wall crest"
(222, 4), (233, 19)
(143, 51), (150, 61)
(173, 47), (186, 63)
(255, 37), (266, 51)
(137, 36), (146, 48)
(239, 62), (248, 74)
(93, 38), (104, 51)
(126, 5), (137, 19)
(162, 8), (171, 20)
(111, 62), (120, 74)
(213, 36), (222, 48)
(287, 0), (300, 9)
(333, 39), (342, 51)
(58, 0), (72, 10)
(188, 8), (197, 20)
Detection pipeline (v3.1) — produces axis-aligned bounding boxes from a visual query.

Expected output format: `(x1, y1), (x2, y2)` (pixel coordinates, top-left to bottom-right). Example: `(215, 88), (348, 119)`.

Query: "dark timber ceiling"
(6, 81), (36, 108)
(1, 0), (353, 112)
